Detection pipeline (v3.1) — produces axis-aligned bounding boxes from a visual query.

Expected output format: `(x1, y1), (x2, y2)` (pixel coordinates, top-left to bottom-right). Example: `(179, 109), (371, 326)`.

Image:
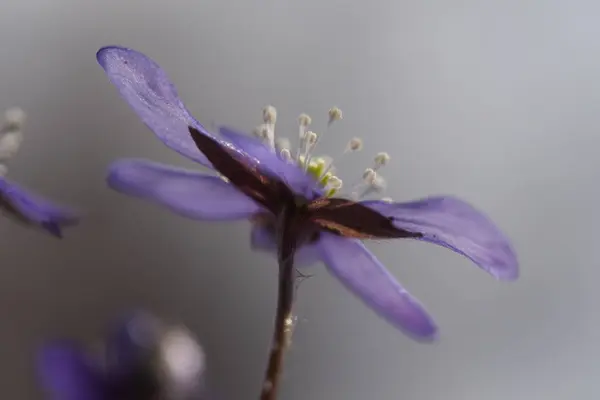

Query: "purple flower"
(38, 312), (206, 400)
(0, 108), (78, 237)
(97, 46), (518, 341)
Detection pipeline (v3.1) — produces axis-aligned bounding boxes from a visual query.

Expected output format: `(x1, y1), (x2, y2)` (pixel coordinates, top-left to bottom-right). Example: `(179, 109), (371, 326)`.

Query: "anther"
(302, 131), (319, 171)
(374, 152), (390, 168)
(3, 108), (26, 131)
(297, 113), (312, 161)
(262, 105), (277, 124)
(381, 197), (393, 203)
(328, 107), (343, 124)
(298, 113), (312, 127)
(305, 131), (318, 146)
(327, 176), (343, 190)
(280, 148), (292, 162)
(346, 137), (363, 152)
(253, 124), (269, 140)
(362, 168), (376, 181)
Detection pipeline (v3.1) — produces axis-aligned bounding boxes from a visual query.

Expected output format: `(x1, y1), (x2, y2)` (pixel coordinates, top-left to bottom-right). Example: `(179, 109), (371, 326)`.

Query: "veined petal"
(362, 196), (518, 281)
(0, 178), (79, 237)
(37, 341), (105, 400)
(107, 159), (263, 220)
(250, 223), (321, 267)
(318, 233), (438, 340)
(96, 46), (214, 168)
(219, 126), (322, 199)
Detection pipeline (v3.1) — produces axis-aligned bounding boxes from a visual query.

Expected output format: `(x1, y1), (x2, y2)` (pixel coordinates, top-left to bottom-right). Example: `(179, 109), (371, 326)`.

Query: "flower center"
(253, 106), (392, 201)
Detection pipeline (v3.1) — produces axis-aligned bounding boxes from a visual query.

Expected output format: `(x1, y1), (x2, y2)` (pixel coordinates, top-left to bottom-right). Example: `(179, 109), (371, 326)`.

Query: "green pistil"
(300, 156), (339, 198)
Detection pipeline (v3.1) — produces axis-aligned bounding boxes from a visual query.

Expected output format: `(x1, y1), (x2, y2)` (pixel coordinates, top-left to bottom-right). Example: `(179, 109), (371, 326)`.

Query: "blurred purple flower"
(0, 108), (78, 237)
(97, 46), (518, 340)
(38, 312), (206, 400)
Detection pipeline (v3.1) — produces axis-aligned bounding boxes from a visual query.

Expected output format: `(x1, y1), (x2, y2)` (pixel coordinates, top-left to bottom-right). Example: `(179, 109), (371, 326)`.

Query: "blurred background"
(1, 0), (599, 398)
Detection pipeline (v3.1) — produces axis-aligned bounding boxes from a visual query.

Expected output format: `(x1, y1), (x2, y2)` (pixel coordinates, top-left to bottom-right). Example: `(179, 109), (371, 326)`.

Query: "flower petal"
(318, 233), (438, 340)
(219, 126), (322, 199)
(96, 46), (214, 167)
(362, 196), (518, 280)
(0, 178), (79, 237)
(107, 159), (262, 220)
(250, 223), (321, 267)
(37, 341), (105, 400)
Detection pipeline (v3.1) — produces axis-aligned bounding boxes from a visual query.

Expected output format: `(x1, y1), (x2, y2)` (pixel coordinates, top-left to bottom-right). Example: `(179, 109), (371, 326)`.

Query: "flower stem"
(260, 209), (298, 400)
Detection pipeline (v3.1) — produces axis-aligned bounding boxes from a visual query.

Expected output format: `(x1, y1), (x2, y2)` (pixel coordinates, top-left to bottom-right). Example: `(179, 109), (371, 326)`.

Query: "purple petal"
(0, 178), (79, 237)
(318, 233), (438, 340)
(250, 223), (321, 267)
(362, 196), (518, 280)
(107, 159), (262, 220)
(37, 341), (105, 400)
(219, 126), (322, 199)
(96, 46), (214, 168)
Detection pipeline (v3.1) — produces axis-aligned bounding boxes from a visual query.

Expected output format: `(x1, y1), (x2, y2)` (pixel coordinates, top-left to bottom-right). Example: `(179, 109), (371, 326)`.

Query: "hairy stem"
(259, 253), (295, 400)
(260, 210), (298, 400)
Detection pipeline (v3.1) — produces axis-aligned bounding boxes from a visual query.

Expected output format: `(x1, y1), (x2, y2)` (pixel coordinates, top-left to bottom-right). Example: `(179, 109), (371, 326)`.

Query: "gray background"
(0, 0), (598, 399)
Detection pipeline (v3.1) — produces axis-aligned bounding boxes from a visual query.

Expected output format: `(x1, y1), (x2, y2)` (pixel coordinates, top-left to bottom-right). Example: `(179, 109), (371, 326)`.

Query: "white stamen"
(302, 131), (319, 171)
(298, 113), (312, 127)
(253, 123), (275, 150)
(317, 156), (336, 181)
(381, 197), (393, 203)
(0, 107), (26, 164)
(346, 137), (363, 152)
(280, 148), (293, 162)
(3, 108), (26, 131)
(244, 106), (390, 201)
(371, 175), (387, 191)
(362, 168), (376, 181)
(297, 113), (312, 160)
(253, 124), (269, 140)
(316, 156), (333, 171)
(0, 108), (24, 163)
(303, 131), (318, 154)
(307, 106), (342, 167)
(306, 131), (318, 145)
(0, 131), (22, 162)
(265, 129), (275, 150)
(258, 106), (277, 149)
(347, 169), (387, 200)
(327, 176), (343, 190)
(262, 105), (277, 124)
(328, 107), (343, 124)
(354, 175), (386, 200)
(373, 152), (390, 169)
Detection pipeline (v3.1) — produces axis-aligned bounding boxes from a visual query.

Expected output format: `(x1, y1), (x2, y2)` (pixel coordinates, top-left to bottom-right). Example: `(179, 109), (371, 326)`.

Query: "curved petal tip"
(362, 196), (520, 282)
(96, 45), (134, 65)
